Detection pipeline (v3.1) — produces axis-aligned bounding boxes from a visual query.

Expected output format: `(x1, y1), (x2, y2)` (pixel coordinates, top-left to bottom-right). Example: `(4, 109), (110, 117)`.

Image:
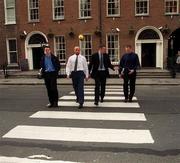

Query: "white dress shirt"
(66, 54), (89, 78)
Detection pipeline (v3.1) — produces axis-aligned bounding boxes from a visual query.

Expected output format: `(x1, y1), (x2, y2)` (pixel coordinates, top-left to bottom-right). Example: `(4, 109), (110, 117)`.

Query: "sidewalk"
(0, 77), (179, 85)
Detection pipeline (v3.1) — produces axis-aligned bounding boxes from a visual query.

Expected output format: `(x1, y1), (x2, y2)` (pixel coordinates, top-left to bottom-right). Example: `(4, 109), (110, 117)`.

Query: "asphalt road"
(0, 85), (180, 163)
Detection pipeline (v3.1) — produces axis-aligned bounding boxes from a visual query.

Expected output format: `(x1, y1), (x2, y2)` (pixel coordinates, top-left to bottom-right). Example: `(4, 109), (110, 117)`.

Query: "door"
(141, 43), (156, 67)
(32, 47), (44, 69)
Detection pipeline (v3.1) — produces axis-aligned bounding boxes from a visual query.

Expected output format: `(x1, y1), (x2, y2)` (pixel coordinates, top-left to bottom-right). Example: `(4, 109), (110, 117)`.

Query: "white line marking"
(84, 88), (123, 91)
(59, 96), (137, 101)
(58, 101), (140, 108)
(3, 125), (154, 144)
(70, 92), (124, 95)
(30, 111), (146, 121)
(85, 85), (123, 89)
(0, 156), (78, 163)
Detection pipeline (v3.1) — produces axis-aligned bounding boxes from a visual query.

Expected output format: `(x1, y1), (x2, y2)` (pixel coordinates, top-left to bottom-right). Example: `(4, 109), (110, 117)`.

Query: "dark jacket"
(40, 54), (60, 76)
(89, 52), (114, 78)
(119, 52), (140, 74)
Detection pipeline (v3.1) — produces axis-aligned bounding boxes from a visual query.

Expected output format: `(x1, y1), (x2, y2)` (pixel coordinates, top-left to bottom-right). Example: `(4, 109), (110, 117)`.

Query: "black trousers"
(71, 71), (85, 105)
(123, 73), (136, 100)
(94, 71), (107, 102)
(44, 72), (59, 105)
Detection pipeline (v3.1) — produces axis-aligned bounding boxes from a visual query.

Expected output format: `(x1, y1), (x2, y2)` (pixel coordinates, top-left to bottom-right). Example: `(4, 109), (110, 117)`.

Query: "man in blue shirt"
(119, 45), (140, 102)
(40, 45), (60, 108)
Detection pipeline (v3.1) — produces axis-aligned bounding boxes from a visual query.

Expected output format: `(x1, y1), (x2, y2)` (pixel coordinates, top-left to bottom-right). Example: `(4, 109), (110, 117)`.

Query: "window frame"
(6, 38), (18, 64)
(79, 34), (92, 62)
(52, 0), (65, 20)
(164, 0), (179, 15)
(106, 0), (120, 17)
(106, 33), (120, 64)
(79, 0), (92, 19)
(135, 0), (149, 16)
(54, 35), (66, 64)
(4, 0), (16, 25)
(28, 0), (39, 22)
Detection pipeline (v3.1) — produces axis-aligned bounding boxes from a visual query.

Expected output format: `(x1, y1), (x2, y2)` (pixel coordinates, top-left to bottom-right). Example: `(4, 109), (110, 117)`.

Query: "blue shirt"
(44, 56), (55, 72)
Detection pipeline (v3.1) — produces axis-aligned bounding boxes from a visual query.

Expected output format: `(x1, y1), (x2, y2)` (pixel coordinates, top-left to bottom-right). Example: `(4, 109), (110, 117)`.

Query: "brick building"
(0, 0), (180, 71)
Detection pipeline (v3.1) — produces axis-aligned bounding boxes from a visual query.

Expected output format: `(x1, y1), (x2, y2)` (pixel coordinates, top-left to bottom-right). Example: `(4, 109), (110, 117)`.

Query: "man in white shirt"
(66, 46), (89, 109)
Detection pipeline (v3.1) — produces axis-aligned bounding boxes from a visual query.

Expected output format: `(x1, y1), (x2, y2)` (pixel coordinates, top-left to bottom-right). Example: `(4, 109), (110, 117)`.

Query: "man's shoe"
(100, 99), (103, 103)
(124, 99), (128, 103)
(128, 99), (132, 102)
(78, 104), (83, 109)
(94, 102), (98, 106)
(53, 102), (58, 107)
(46, 103), (53, 108)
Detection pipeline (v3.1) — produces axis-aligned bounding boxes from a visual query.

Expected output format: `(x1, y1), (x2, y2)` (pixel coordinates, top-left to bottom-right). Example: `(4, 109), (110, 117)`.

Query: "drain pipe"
(99, 0), (102, 44)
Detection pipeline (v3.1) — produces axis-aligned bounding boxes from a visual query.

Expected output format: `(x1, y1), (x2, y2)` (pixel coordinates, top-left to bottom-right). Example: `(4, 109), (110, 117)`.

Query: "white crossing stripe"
(58, 101), (140, 108)
(70, 91), (124, 95)
(59, 96), (137, 101)
(30, 111), (146, 121)
(3, 125), (154, 144)
(0, 156), (78, 163)
(85, 85), (123, 89)
(84, 88), (123, 91)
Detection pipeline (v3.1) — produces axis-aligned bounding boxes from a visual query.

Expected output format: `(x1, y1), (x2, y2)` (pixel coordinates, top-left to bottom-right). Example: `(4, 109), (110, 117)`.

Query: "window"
(6, 39), (18, 64)
(135, 0), (149, 16)
(4, 0), (16, 24)
(165, 0), (179, 15)
(53, 0), (64, 20)
(79, 0), (91, 18)
(80, 34), (92, 62)
(55, 36), (66, 64)
(107, 34), (119, 62)
(107, 0), (120, 16)
(28, 0), (39, 21)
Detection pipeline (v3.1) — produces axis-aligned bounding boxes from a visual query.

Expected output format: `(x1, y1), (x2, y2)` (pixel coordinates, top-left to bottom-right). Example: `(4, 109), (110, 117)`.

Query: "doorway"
(32, 47), (44, 69)
(141, 43), (156, 67)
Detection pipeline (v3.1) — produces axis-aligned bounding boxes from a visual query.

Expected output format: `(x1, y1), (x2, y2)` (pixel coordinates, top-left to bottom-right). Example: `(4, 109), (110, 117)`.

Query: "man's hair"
(125, 45), (132, 49)
(99, 44), (106, 49)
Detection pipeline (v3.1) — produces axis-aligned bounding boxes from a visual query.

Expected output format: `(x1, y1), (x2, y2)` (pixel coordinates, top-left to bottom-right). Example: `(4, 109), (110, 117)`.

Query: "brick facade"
(0, 0), (179, 70)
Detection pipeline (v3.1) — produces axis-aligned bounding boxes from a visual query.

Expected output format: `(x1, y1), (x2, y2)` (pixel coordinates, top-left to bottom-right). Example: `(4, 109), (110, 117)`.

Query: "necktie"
(100, 54), (103, 69)
(74, 55), (78, 71)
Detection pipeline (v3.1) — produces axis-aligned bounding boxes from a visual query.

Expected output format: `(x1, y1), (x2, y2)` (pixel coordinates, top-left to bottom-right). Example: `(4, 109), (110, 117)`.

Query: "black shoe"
(78, 104), (83, 109)
(46, 103), (53, 108)
(94, 102), (98, 106)
(53, 102), (58, 107)
(124, 99), (128, 103)
(128, 99), (132, 102)
(100, 99), (103, 103)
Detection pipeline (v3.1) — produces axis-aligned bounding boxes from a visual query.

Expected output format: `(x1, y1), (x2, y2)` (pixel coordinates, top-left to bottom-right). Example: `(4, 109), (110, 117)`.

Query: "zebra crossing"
(2, 85), (154, 144)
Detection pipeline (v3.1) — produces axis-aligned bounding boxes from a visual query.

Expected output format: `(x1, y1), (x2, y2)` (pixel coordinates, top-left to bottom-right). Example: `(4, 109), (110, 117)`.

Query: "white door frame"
(25, 31), (48, 70)
(135, 26), (164, 68)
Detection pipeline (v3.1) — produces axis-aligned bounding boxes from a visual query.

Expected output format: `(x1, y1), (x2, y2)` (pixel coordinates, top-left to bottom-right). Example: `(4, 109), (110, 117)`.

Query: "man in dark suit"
(119, 45), (140, 102)
(40, 45), (60, 108)
(89, 45), (114, 105)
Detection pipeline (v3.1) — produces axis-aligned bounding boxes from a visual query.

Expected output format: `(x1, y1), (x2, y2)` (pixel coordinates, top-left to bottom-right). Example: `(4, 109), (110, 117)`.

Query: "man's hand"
(128, 69), (134, 75)
(85, 77), (89, 81)
(67, 75), (70, 79)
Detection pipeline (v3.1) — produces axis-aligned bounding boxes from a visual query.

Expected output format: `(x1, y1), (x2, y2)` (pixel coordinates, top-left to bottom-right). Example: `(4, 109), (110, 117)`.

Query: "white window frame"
(28, 0), (39, 22)
(165, 0), (179, 15)
(106, 0), (120, 17)
(4, 0), (16, 24)
(106, 33), (119, 63)
(54, 35), (66, 64)
(79, 34), (92, 62)
(6, 38), (18, 64)
(52, 0), (65, 20)
(135, 0), (149, 16)
(79, 0), (92, 19)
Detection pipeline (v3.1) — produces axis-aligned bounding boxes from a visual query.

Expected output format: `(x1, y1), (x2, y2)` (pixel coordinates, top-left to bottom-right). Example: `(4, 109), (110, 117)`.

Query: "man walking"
(119, 45), (140, 102)
(66, 46), (89, 109)
(89, 45), (114, 106)
(40, 45), (60, 108)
